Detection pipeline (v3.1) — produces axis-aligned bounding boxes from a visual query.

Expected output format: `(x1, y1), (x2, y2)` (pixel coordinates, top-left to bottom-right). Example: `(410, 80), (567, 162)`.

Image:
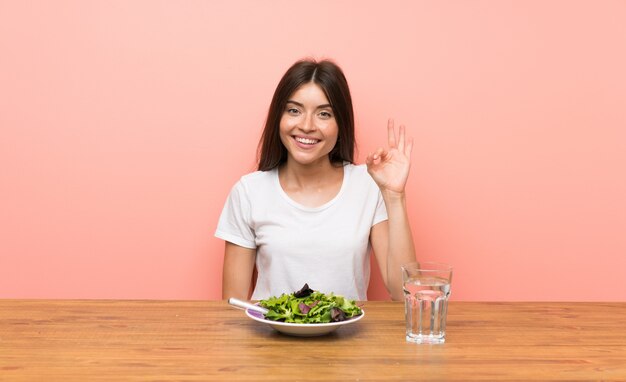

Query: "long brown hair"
(257, 59), (355, 171)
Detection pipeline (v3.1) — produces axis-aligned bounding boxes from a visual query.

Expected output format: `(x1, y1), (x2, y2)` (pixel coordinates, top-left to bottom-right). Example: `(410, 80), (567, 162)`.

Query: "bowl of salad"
(245, 284), (364, 337)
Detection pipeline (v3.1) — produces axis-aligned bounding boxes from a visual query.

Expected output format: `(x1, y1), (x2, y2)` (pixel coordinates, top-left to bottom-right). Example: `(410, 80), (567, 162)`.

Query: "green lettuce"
(259, 284), (363, 324)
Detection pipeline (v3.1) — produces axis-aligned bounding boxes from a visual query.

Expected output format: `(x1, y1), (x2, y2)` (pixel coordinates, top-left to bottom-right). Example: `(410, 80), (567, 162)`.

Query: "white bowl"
(245, 307), (365, 337)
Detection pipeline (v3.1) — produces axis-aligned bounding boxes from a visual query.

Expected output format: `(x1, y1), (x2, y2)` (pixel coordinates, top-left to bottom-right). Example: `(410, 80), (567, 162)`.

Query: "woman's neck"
(278, 158), (344, 207)
(280, 158), (340, 187)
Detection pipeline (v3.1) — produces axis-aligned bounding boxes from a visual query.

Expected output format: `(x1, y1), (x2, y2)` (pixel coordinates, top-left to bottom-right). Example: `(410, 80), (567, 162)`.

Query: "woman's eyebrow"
(286, 100), (332, 109)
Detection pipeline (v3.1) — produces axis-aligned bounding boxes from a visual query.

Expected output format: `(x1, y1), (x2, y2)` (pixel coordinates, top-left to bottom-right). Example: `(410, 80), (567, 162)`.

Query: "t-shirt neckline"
(274, 163), (351, 212)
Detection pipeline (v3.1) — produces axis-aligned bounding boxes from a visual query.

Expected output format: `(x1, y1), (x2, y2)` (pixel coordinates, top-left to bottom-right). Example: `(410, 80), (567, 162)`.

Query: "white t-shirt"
(215, 163), (388, 301)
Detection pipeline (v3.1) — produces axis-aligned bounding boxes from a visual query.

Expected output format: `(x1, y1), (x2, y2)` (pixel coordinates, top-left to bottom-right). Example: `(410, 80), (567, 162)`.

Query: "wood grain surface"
(1, 300), (625, 381)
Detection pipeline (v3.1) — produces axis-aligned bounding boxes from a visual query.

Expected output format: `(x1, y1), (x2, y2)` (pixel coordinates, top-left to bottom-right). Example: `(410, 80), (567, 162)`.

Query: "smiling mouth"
(294, 136), (320, 145)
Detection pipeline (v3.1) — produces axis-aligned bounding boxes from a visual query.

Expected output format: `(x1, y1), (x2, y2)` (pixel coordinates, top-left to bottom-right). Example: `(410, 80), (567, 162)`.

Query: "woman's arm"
(367, 119), (417, 301)
(222, 242), (256, 300)
(370, 193), (416, 300)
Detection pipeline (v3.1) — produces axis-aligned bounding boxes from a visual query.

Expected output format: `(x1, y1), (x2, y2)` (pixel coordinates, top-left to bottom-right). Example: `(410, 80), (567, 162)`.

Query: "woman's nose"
(299, 114), (316, 133)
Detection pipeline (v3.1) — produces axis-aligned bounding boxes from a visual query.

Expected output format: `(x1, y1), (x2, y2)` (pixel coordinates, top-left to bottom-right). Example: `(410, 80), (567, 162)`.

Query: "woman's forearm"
(382, 190), (417, 300)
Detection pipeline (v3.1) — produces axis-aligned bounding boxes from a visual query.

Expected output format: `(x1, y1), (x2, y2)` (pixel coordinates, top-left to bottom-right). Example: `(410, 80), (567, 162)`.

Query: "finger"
(375, 147), (387, 162)
(375, 147), (385, 159)
(366, 148), (382, 163)
(387, 118), (396, 148)
(367, 148), (385, 165)
(398, 124), (406, 152)
(406, 138), (414, 161)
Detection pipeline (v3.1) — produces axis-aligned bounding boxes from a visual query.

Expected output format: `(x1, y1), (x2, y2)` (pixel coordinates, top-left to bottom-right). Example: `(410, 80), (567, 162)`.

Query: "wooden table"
(1, 300), (625, 381)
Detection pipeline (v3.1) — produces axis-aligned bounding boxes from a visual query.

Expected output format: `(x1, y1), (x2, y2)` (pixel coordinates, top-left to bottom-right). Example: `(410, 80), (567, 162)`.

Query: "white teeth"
(295, 137), (319, 145)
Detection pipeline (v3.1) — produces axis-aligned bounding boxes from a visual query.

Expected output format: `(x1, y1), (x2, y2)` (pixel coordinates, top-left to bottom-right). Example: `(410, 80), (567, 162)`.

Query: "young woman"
(216, 59), (416, 301)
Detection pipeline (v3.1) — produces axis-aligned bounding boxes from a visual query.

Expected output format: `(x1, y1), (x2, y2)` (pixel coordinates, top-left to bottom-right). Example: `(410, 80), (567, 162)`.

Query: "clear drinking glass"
(401, 262), (453, 344)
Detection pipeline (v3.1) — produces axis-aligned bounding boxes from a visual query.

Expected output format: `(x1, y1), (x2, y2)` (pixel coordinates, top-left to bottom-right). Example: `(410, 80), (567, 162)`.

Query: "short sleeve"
(214, 180), (257, 249)
(372, 190), (388, 226)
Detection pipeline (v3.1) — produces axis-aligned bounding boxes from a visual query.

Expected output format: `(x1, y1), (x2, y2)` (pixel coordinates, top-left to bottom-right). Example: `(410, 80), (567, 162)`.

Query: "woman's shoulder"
(345, 162), (367, 174)
(344, 162), (379, 190)
(226, 169), (277, 202)
(236, 168), (277, 188)
(345, 162), (372, 180)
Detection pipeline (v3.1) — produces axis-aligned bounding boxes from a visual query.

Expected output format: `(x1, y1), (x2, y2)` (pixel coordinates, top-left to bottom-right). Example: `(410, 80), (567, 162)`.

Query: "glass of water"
(402, 262), (453, 344)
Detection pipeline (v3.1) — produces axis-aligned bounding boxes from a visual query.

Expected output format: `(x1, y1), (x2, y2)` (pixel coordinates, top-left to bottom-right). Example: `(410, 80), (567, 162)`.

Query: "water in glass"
(403, 276), (451, 344)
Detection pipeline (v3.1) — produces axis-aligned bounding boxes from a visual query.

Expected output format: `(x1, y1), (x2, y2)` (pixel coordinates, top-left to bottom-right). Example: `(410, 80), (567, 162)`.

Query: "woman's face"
(279, 82), (339, 168)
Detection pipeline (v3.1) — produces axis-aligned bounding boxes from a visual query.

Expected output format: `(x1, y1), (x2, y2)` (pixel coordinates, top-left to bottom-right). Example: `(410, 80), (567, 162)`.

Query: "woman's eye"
(286, 108), (300, 115)
(319, 111), (333, 118)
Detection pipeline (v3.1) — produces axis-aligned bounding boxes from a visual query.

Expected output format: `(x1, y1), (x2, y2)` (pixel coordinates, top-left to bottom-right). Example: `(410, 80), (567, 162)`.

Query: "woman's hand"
(366, 119), (413, 195)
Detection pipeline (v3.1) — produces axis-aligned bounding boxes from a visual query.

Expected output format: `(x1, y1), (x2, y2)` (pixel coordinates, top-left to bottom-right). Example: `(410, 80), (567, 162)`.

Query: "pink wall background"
(1, 1), (625, 301)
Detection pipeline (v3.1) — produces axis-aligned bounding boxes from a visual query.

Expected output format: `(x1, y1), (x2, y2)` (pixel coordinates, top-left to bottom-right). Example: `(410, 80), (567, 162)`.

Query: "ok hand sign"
(365, 119), (413, 195)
